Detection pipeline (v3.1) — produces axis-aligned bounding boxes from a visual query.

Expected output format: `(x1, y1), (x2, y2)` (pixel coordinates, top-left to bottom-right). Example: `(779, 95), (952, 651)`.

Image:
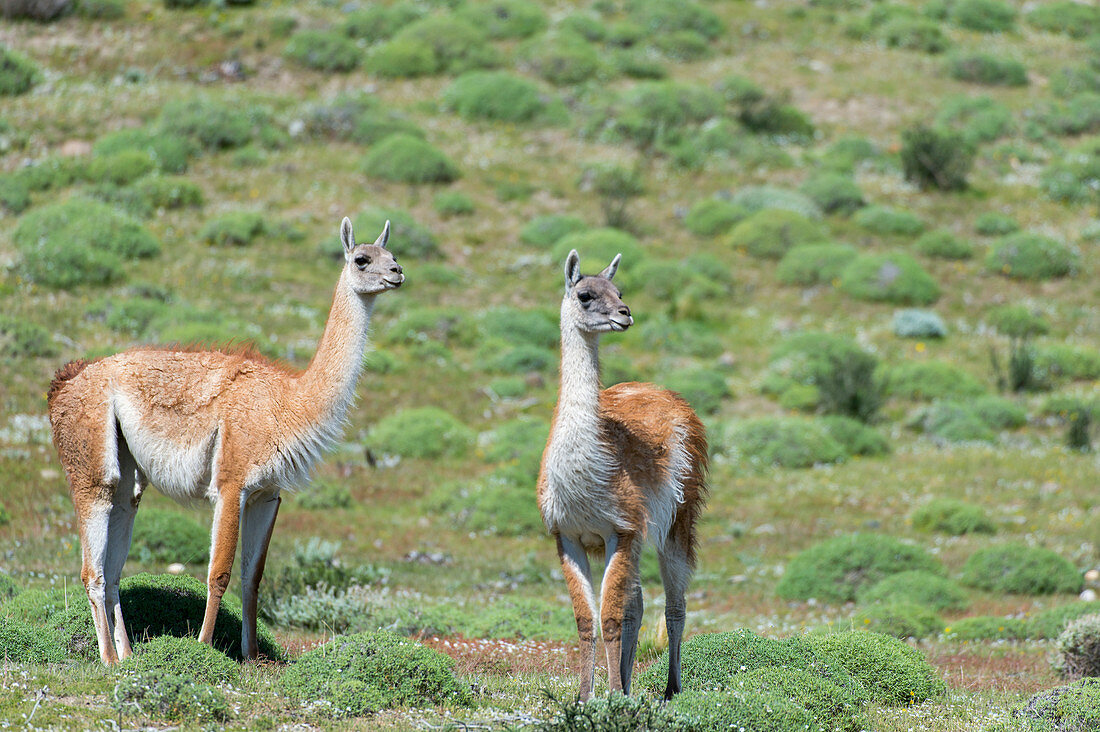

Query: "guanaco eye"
(577, 291), (594, 303)
(354, 254), (371, 268)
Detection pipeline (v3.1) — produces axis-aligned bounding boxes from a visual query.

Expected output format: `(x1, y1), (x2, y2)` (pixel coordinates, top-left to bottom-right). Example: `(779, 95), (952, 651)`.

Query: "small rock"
(1081, 588), (1098, 602)
(1087, 569), (1100, 584)
(57, 140), (91, 157)
(40, 469), (60, 480)
(166, 563), (186, 575)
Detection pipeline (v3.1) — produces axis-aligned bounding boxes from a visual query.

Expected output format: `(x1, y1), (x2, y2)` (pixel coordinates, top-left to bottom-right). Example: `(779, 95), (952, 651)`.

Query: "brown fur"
(48, 358), (98, 407)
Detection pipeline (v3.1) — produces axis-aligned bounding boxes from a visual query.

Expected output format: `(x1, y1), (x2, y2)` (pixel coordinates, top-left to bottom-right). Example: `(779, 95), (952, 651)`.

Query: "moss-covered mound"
(119, 635), (241, 685)
(961, 544), (1082, 595)
(277, 631), (470, 718)
(0, 618), (65, 664)
(858, 570), (969, 612)
(728, 666), (869, 732)
(1015, 678), (1100, 731)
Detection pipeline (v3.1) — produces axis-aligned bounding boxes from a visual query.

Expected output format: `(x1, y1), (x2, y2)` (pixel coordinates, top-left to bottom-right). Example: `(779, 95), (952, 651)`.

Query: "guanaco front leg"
(599, 533), (638, 694)
(557, 534), (598, 701)
(240, 491), (280, 660)
(198, 486), (242, 647)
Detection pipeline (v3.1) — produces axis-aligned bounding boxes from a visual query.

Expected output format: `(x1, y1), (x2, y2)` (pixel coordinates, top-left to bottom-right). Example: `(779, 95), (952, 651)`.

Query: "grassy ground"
(2, 0), (1099, 729)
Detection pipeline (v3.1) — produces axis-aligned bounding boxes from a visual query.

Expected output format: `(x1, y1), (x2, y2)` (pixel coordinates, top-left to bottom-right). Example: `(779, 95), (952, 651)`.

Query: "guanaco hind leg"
(619, 583), (644, 694)
(239, 491), (281, 660)
(198, 487), (242, 648)
(557, 534), (598, 701)
(103, 447), (144, 661)
(658, 540), (694, 700)
(599, 533), (639, 694)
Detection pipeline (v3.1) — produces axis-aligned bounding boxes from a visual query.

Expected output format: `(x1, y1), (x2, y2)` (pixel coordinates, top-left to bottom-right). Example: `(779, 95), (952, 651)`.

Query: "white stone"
(166, 563), (186, 575)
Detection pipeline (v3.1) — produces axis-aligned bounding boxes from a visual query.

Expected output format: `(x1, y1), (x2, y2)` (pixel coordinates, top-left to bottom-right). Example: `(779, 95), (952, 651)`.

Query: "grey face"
(563, 249), (633, 333)
(340, 218), (404, 295)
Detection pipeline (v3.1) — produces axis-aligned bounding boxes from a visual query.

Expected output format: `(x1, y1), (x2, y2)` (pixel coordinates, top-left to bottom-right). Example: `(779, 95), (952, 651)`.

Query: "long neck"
(295, 270), (374, 421)
(552, 299), (603, 429)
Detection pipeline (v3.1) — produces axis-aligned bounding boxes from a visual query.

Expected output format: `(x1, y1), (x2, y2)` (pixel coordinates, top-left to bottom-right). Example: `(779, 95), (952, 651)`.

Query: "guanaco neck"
(550, 300), (603, 442)
(293, 269), (375, 422)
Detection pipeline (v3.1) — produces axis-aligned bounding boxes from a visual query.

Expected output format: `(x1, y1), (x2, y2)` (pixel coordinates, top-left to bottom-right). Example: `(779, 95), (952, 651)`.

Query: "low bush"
(730, 185), (822, 219)
(262, 538), (384, 612)
(943, 616), (1030, 641)
(362, 133), (460, 184)
(764, 332), (883, 422)
(948, 53), (1028, 86)
(1054, 614), (1100, 680)
(684, 198), (749, 237)
(431, 467), (545, 537)
(485, 344), (554, 374)
(119, 635), (240, 685)
(799, 172), (865, 215)
(0, 618), (65, 663)
(112, 671), (231, 723)
(519, 33), (600, 85)
(853, 602), (943, 639)
(0, 177), (30, 214)
(986, 233), (1078, 280)
(432, 191), (473, 218)
(1027, 1), (1100, 38)
(961, 544), (1082, 595)
(910, 402), (997, 444)
(92, 128), (195, 174)
(158, 98), (258, 151)
(892, 309), (946, 339)
(728, 667), (868, 732)
(539, 694), (680, 732)
(368, 407), (474, 459)
(443, 71), (554, 124)
(901, 125), (973, 191)
(85, 150), (156, 186)
(653, 29), (713, 61)
(584, 162), (645, 228)
(1015, 678), (1100, 732)
(912, 498), (995, 535)
(935, 95), (1013, 145)
(589, 80), (723, 151)
(1031, 602), (1100, 640)
(915, 230), (973, 260)
(853, 205), (926, 236)
(793, 631), (945, 706)
(0, 45), (40, 96)
(777, 533), (942, 604)
(821, 136), (878, 172)
(776, 242), (858, 286)
(519, 215), (587, 249)
(858, 570), (969, 612)
(383, 307), (476, 347)
(456, 0), (547, 39)
(726, 209), (826, 260)
(284, 29), (360, 72)
(296, 479), (352, 510)
(974, 212), (1019, 236)
(970, 395), (1028, 429)
(342, 2), (422, 42)
(839, 253), (940, 306)
(0, 316), (56, 358)
(131, 508), (209, 565)
(664, 367), (729, 415)
(200, 211), (266, 247)
(884, 360), (987, 400)
(278, 631), (469, 717)
(820, 416), (890, 457)
(1035, 344), (1100, 381)
(368, 15), (498, 78)
(551, 227), (644, 269)
(950, 0), (1016, 32)
(629, 0), (724, 40)
(479, 308), (559, 350)
(728, 417), (847, 469)
(879, 17), (950, 54)
(0, 573), (18, 600)
(987, 305), (1049, 339)
(354, 208), (440, 260)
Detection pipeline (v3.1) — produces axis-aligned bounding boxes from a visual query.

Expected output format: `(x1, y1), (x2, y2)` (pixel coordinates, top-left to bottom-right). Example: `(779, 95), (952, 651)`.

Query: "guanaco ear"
(564, 249), (582, 287)
(341, 217), (355, 255)
(598, 253), (622, 281)
(374, 220), (391, 249)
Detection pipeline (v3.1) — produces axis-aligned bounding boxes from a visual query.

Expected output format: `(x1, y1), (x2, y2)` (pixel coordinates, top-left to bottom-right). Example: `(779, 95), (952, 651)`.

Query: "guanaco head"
(562, 249), (633, 333)
(341, 217), (404, 295)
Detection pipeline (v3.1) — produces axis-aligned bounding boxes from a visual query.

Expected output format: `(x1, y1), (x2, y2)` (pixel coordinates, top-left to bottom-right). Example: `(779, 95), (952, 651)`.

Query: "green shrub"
(129, 176), (202, 210)
(1, 588), (71, 627)
(158, 98), (260, 150)
(519, 214), (587, 249)
(970, 395), (1028, 429)
(793, 631), (945, 706)
(911, 402), (996, 443)
(368, 407), (474, 459)
(727, 209), (826, 260)
(854, 602), (943, 639)
(519, 33), (600, 86)
(550, 227), (644, 268)
(915, 230), (973, 260)
(911, 498), (995, 535)
(47, 572), (283, 661)
(1037, 344), (1100, 381)
(962, 544), (1082, 595)
(261, 539), (384, 615)
(1053, 614), (1100, 680)
(0, 45), (40, 96)
(948, 53), (1028, 86)
(119, 635), (240, 685)
(432, 467), (544, 537)
(0, 316), (56, 358)
(278, 631), (469, 718)
(296, 479), (352, 510)
(728, 417), (847, 469)
(200, 211), (266, 247)
(93, 129), (194, 174)
(764, 332), (883, 421)
(901, 125), (974, 191)
(988, 304), (1049, 339)
(383, 307), (476, 347)
(1031, 602), (1100, 640)
(839, 253), (940, 306)
(799, 172), (865, 215)
(443, 71), (553, 123)
(853, 205), (926, 236)
(730, 185), (822, 219)
(821, 136), (878, 172)
(776, 243), (858, 286)
(1015, 678), (1100, 732)
(728, 667), (868, 732)
(0, 176), (30, 214)
(629, 0), (724, 39)
(858, 570), (968, 612)
(684, 198), (749, 237)
(112, 670), (231, 723)
(479, 307), (557, 349)
(369, 15), (498, 77)
(432, 191), (473, 218)
(892, 309), (946, 339)
(880, 17), (950, 53)
(485, 344), (554, 374)
(343, 2), (422, 42)
(362, 133), (459, 184)
(456, 0), (547, 39)
(284, 29), (361, 72)
(950, 0), (1016, 32)
(885, 360), (987, 400)
(301, 93), (424, 145)
(1027, 2), (1100, 38)
(538, 694), (680, 731)
(0, 573), (18, 600)
(130, 509), (209, 565)
(1041, 139), (1100, 203)
(354, 208), (440, 259)
(986, 233), (1078, 280)
(590, 80), (723, 150)
(943, 616), (1029, 641)
(86, 150), (156, 186)
(0, 618), (65, 663)
(974, 212), (1019, 236)
(664, 367), (729, 415)
(820, 415), (890, 456)
(559, 13), (607, 42)
(777, 533), (942, 604)
(935, 95), (1013, 145)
